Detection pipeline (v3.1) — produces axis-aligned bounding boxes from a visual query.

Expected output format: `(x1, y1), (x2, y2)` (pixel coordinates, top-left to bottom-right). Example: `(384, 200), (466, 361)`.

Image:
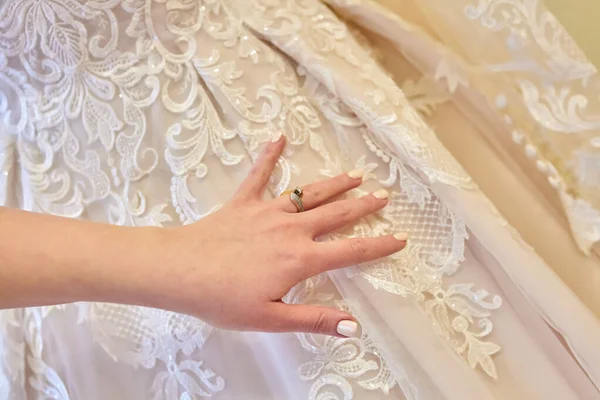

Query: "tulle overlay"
(0, 0), (598, 399)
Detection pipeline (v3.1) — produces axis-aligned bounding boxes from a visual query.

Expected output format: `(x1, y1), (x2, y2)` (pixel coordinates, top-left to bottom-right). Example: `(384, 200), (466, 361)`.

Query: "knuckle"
(282, 246), (309, 268)
(309, 187), (322, 201)
(259, 169), (270, 181)
(336, 204), (353, 219)
(300, 248), (320, 270)
(228, 195), (246, 207)
(274, 215), (294, 229)
(349, 239), (368, 257)
(247, 165), (262, 180)
(265, 144), (283, 160)
(337, 173), (353, 186)
(309, 312), (330, 334)
(250, 160), (272, 177)
(263, 142), (277, 155)
(294, 249), (310, 266)
(289, 248), (323, 279)
(275, 215), (306, 234)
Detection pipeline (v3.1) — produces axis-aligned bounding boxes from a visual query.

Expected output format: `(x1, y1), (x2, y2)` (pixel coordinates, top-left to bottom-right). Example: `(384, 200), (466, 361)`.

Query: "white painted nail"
(393, 232), (409, 241)
(347, 169), (364, 179)
(271, 131), (283, 143)
(336, 320), (359, 337)
(372, 189), (389, 199)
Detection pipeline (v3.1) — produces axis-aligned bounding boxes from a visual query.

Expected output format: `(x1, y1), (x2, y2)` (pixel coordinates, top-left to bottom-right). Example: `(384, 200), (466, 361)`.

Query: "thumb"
(263, 303), (360, 337)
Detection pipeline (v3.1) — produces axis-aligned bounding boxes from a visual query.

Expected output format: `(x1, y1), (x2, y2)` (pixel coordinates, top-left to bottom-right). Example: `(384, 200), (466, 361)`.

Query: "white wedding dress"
(0, 0), (599, 399)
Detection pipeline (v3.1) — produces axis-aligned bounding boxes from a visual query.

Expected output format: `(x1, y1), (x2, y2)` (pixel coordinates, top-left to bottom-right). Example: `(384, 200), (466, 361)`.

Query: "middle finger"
(302, 189), (390, 238)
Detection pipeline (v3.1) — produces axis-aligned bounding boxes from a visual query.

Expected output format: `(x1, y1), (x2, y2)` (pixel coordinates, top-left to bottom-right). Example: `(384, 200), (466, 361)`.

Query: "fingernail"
(373, 189), (388, 199)
(393, 232), (409, 241)
(271, 131), (284, 143)
(347, 169), (364, 179)
(336, 320), (359, 337)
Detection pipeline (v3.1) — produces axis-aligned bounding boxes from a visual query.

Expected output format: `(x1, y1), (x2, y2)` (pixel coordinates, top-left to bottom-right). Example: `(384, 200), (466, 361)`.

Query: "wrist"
(80, 225), (167, 306)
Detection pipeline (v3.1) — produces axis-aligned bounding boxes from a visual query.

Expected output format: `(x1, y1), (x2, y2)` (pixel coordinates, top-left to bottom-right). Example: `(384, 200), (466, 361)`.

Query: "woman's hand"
(135, 135), (407, 337)
(0, 135), (406, 337)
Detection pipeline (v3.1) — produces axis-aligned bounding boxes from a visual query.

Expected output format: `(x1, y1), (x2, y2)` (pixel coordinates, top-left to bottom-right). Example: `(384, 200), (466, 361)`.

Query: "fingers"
(276, 169), (364, 213)
(312, 233), (408, 274)
(303, 189), (390, 237)
(234, 134), (286, 201)
(261, 302), (360, 337)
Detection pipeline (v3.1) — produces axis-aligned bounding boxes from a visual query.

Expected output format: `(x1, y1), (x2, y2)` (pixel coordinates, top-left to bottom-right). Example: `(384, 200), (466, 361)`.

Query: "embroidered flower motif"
(151, 359), (225, 400)
(425, 284), (502, 378)
(290, 276), (399, 400)
(0, 0), (94, 64)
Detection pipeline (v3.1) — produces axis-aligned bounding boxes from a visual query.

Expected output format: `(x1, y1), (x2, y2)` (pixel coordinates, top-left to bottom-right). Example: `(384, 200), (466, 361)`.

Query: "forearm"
(0, 207), (160, 309)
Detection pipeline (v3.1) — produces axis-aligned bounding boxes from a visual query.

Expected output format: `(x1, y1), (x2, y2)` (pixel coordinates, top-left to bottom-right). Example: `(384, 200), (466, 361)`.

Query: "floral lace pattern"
(465, 0), (595, 80)
(309, 70), (503, 378)
(345, 185), (503, 379)
(0, 310), (26, 400)
(0, 0), (509, 397)
(77, 304), (224, 399)
(328, 0), (600, 254)
(287, 274), (401, 400)
(461, 0), (600, 252)
(0, 308), (70, 400)
(237, 0), (476, 190)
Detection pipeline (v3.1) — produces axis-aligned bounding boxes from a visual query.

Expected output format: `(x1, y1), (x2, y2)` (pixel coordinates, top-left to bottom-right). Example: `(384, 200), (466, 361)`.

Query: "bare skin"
(0, 135), (407, 337)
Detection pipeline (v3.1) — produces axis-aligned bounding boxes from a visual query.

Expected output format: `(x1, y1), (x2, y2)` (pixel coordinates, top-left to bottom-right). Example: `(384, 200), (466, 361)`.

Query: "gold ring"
(287, 186), (304, 212)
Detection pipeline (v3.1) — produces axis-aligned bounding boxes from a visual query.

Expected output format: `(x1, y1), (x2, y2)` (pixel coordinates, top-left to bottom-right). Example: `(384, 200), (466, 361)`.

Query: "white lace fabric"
(335, 0), (600, 254)
(0, 0), (599, 399)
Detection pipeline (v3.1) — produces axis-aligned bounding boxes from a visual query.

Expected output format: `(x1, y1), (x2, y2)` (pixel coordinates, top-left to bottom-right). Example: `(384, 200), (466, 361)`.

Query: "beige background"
(546, 0), (600, 67)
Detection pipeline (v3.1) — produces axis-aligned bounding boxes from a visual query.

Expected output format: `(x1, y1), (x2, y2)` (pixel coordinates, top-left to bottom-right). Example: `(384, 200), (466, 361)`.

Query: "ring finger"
(276, 169), (364, 213)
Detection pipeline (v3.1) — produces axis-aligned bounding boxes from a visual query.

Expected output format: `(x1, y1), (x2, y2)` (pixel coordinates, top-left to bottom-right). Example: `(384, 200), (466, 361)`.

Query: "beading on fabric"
(0, 0), (517, 397)
(461, 0), (600, 253)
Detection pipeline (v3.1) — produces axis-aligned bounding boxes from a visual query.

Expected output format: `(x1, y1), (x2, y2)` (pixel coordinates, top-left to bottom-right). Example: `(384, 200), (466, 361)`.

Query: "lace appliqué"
(465, 0), (595, 80)
(298, 335), (395, 400)
(239, 0), (476, 190)
(77, 304), (224, 399)
(561, 193), (600, 255)
(0, 308), (73, 399)
(348, 190), (503, 379)
(0, 0), (505, 393)
(463, 0), (600, 252)
(307, 70), (502, 378)
(0, 310), (26, 399)
(287, 274), (398, 400)
(23, 309), (71, 400)
(356, 99), (502, 377)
